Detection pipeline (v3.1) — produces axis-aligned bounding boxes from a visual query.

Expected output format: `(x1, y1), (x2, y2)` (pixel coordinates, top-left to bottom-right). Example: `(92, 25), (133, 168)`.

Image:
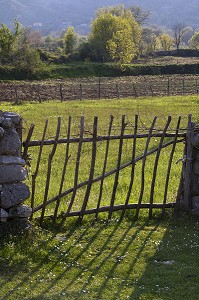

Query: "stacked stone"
(0, 111), (32, 222)
(190, 128), (199, 214)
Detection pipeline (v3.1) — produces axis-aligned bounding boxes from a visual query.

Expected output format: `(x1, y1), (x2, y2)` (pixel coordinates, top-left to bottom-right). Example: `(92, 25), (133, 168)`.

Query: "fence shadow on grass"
(124, 215), (199, 300)
(1, 215), (199, 300)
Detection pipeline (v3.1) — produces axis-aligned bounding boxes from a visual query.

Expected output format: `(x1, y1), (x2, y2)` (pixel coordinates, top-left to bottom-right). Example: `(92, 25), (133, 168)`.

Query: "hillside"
(0, 0), (199, 34)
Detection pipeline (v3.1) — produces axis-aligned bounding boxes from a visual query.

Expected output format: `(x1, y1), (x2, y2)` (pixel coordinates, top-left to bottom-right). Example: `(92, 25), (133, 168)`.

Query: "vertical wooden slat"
(162, 116), (181, 216)
(62, 116), (84, 220)
(22, 123), (35, 161)
(149, 116), (171, 218)
(40, 117), (61, 225)
(183, 114), (194, 210)
(108, 115), (126, 220)
(30, 119), (48, 220)
(95, 115), (114, 219)
(135, 117), (157, 219)
(53, 116), (71, 222)
(121, 114), (138, 219)
(79, 116), (98, 222)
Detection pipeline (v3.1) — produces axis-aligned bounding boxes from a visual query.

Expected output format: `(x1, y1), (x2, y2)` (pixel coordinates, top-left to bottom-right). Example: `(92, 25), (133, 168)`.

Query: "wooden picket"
(23, 115), (186, 224)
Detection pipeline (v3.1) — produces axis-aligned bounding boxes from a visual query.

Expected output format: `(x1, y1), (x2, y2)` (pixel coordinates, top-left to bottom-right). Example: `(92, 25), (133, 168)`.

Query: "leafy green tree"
(159, 33), (174, 51)
(63, 26), (77, 55)
(12, 44), (42, 77)
(89, 7), (141, 62)
(107, 19), (135, 63)
(0, 19), (20, 60)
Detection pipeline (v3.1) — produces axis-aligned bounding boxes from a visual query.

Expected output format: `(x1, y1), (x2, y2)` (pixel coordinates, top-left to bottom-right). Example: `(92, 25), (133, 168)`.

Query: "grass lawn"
(0, 215), (199, 300)
(0, 95), (199, 299)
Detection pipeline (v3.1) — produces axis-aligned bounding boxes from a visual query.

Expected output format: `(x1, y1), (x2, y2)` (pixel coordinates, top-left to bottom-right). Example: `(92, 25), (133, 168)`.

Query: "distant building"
(33, 23), (43, 27)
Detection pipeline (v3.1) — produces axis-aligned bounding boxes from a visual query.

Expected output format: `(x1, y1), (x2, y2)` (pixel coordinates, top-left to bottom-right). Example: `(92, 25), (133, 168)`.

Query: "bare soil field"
(1, 74), (199, 102)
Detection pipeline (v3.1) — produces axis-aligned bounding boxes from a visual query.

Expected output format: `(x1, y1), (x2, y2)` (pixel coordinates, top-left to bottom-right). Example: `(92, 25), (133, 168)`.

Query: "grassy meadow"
(0, 95), (199, 300)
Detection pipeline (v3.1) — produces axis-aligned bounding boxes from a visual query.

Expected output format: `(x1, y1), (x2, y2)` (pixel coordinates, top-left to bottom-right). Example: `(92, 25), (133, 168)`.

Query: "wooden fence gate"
(22, 115), (187, 225)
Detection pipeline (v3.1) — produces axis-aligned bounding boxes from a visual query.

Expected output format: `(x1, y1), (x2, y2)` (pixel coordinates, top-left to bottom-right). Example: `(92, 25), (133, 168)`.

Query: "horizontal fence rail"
(22, 115), (186, 225)
(1, 75), (199, 102)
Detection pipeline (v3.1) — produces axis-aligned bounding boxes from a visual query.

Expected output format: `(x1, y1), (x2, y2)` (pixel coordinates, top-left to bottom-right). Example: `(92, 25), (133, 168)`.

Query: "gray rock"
(0, 208), (8, 222)
(0, 165), (28, 184)
(0, 127), (4, 139)
(193, 161), (199, 175)
(0, 127), (21, 156)
(191, 208), (199, 216)
(2, 112), (21, 125)
(192, 195), (199, 209)
(191, 133), (199, 149)
(9, 204), (32, 219)
(193, 148), (199, 160)
(0, 156), (25, 166)
(191, 174), (199, 196)
(2, 118), (13, 129)
(0, 183), (30, 209)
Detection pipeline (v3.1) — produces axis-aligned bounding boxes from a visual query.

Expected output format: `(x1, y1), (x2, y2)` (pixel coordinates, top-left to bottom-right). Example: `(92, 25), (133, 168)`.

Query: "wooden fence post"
(60, 84), (63, 102)
(183, 114), (194, 210)
(15, 86), (19, 104)
(182, 78), (185, 95)
(116, 84), (120, 99)
(167, 77), (170, 96)
(98, 79), (101, 99)
(37, 85), (42, 103)
(80, 83), (83, 100)
(133, 84), (138, 98)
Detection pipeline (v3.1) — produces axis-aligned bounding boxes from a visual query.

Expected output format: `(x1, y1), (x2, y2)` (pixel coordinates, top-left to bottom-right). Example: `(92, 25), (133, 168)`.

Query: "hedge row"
(0, 62), (199, 80)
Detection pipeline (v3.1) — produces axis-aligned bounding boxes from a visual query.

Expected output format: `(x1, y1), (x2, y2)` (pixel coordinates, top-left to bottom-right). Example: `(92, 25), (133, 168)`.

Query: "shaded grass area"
(0, 214), (199, 300)
(2, 60), (199, 80)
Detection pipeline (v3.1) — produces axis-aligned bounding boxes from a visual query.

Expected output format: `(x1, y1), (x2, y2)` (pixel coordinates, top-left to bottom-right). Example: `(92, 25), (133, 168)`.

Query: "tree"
(159, 33), (174, 51)
(63, 26), (77, 55)
(12, 44), (42, 76)
(172, 24), (190, 50)
(107, 19), (135, 63)
(89, 7), (141, 62)
(139, 27), (162, 55)
(129, 6), (151, 25)
(189, 31), (199, 49)
(0, 19), (20, 60)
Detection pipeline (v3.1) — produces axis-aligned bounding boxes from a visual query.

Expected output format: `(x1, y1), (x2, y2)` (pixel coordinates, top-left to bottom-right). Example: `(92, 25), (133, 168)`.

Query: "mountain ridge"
(0, 0), (199, 34)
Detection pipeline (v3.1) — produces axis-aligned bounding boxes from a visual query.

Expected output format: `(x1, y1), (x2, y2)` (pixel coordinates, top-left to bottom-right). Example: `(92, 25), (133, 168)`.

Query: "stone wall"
(0, 111), (32, 222)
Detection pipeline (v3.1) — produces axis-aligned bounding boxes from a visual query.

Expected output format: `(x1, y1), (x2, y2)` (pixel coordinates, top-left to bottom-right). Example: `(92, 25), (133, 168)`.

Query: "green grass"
(2, 59), (199, 80)
(0, 214), (199, 300)
(0, 95), (199, 299)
